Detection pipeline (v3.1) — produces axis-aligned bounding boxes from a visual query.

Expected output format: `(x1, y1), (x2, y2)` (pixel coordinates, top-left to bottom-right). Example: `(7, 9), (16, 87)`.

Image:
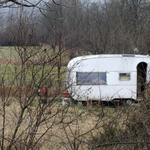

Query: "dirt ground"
(0, 58), (21, 65)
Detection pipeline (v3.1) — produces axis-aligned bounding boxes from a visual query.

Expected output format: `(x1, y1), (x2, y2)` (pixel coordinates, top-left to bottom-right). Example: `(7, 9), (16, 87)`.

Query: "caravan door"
(137, 62), (147, 99)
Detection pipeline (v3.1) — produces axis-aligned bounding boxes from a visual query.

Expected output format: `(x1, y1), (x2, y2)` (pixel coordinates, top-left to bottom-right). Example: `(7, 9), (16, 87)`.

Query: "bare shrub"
(88, 101), (150, 150)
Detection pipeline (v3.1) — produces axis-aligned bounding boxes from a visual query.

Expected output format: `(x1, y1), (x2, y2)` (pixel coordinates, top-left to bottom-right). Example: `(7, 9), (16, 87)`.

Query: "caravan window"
(77, 72), (106, 85)
(119, 73), (130, 81)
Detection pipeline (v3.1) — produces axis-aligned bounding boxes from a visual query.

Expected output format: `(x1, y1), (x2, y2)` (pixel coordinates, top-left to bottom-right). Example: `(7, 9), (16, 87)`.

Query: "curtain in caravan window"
(77, 72), (106, 85)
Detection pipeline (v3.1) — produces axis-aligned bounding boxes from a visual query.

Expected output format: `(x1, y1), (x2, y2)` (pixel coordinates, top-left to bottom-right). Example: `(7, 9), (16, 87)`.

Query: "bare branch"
(0, 0), (42, 7)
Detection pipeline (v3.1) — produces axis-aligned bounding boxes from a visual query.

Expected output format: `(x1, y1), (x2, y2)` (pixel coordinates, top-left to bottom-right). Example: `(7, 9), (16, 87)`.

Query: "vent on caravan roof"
(122, 54), (135, 57)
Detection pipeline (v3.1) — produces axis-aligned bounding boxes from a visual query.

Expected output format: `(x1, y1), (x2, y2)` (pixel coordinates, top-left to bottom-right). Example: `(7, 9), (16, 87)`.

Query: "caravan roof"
(67, 54), (150, 69)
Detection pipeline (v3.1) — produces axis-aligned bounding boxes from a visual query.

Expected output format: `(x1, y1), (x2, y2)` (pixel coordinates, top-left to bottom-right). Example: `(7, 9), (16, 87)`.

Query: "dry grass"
(0, 95), (145, 150)
(0, 100), (119, 149)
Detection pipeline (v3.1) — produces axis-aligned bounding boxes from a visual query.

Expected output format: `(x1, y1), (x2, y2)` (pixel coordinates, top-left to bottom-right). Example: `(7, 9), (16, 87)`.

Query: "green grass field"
(0, 46), (68, 90)
(0, 46), (19, 59)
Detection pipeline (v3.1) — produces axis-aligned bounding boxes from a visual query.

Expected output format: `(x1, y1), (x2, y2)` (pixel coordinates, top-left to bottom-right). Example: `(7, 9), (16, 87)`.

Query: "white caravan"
(65, 54), (150, 104)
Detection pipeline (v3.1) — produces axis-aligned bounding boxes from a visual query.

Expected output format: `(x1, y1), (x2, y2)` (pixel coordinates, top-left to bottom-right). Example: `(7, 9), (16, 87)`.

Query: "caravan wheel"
(125, 99), (133, 105)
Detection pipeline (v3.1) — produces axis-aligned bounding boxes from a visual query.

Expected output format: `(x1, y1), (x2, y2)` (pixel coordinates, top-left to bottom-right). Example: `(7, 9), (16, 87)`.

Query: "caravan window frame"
(77, 72), (107, 85)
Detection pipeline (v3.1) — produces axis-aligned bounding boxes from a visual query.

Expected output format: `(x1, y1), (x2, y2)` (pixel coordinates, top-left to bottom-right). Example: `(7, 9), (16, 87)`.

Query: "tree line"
(0, 0), (150, 55)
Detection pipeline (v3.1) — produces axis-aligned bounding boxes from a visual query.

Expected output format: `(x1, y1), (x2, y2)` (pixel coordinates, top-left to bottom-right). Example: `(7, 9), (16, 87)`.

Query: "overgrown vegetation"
(88, 101), (150, 150)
